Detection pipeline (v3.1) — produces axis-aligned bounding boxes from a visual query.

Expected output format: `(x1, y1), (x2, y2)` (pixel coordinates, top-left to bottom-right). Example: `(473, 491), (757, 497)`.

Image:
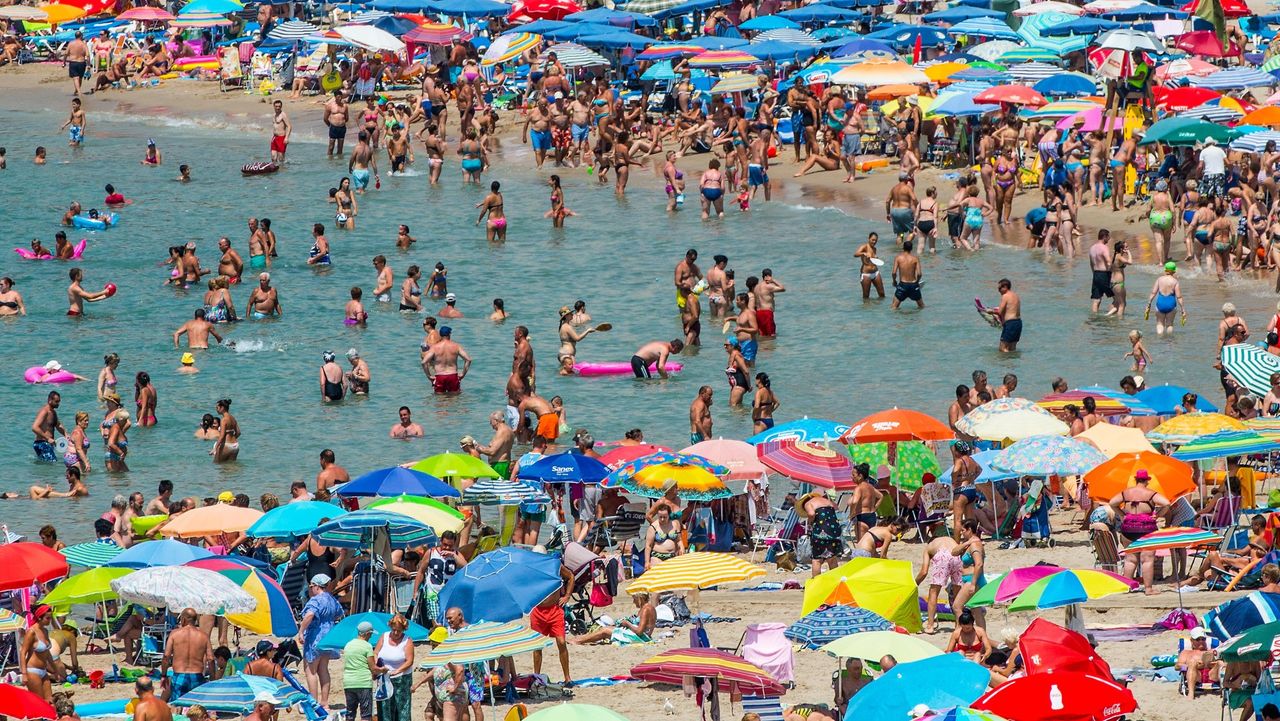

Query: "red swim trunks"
(270, 135), (288, 154)
(529, 603), (565, 639)
(756, 308), (776, 337)
(432, 373), (461, 394)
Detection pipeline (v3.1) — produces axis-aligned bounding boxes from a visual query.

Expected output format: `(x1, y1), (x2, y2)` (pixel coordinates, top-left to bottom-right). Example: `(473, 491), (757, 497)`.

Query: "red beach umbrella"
(840, 408), (953, 443)
(507, 0), (582, 22)
(0, 543), (69, 592)
(0, 684), (57, 720)
(1154, 86), (1221, 112)
(599, 444), (672, 469)
(1180, 0), (1251, 17)
(1018, 618), (1114, 678)
(973, 84), (1047, 107)
(1175, 30), (1242, 57)
(756, 440), (854, 489)
(973, 671), (1137, 721)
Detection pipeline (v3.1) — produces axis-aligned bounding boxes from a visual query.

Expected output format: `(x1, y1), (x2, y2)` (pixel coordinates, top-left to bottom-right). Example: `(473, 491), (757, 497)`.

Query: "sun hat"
(44, 360), (62, 372)
(1134, 469), (1150, 481)
(181, 353), (195, 365)
(429, 627), (449, 644)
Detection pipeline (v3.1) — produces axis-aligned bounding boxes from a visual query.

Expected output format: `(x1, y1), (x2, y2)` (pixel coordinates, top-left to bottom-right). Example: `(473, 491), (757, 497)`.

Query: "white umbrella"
(1082, 0), (1140, 11)
(0, 5), (48, 19)
(1014, 1), (1085, 15)
(1231, 130), (1280, 154)
(267, 20), (319, 40)
(1007, 62), (1061, 82)
(544, 42), (609, 68)
(753, 28), (820, 46)
(110, 566), (257, 615)
(334, 24), (406, 52)
(967, 40), (1021, 62)
(1095, 28), (1163, 52)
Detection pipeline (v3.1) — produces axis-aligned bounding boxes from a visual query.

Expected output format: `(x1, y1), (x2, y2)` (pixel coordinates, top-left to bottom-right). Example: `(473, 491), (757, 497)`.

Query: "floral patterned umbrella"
(955, 398), (1069, 441)
(989, 435), (1108, 476)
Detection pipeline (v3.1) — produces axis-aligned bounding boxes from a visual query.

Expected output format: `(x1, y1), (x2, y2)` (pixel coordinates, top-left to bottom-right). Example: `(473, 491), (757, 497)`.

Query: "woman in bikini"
(1110, 470), (1169, 594)
(663, 151), (685, 212)
(792, 129), (842, 177)
(476, 181), (506, 242)
(952, 519), (986, 622)
(944, 610), (991, 662)
(134, 372), (157, 427)
(212, 398), (239, 464)
(23, 604), (56, 699)
(332, 177), (357, 231)
(854, 517), (906, 559)
(752, 372), (778, 433)
(1106, 240), (1133, 319)
(96, 353), (119, 404)
(545, 175), (575, 228)
(914, 535), (961, 634)
(993, 149), (1017, 225)
(104, 408), (129, 473)
(64, 412), (91, 476)
(457, 128), (486, 184)
(613, 131), (641, 196)
(644, 505), (683, 570)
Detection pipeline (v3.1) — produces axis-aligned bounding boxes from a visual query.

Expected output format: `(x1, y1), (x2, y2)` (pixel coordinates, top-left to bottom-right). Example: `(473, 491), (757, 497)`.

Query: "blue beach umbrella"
(1135, 385), (1219, 415)
(518, 452), (610, 483)
(1100, 1), (1186, 19)
(1039, 17), (1123, 36)
(812, 27), (860, 40)
(938, 449), (1020, 484)
(779, 4), (861, 22)
(843, 654), (991, 721)
(786, 606), (893, 649)
(746, 40), (819, 60)
(640, 60), (708, 80)
(1170, 431), (1280, 462)
(179, 0), (243, 14)
(989, 435), (1109, 476)
(1018, 11), (1089, 54)
(172, 675), (306, 712)
(951, 67), (1010, 83)
(564, 6), (658, 27)
(947, 17), (1020, 40)
(246, 501), (347, 540)
(929, 92), (994, 117)
(105, 539), (216, 569)
(436, 548), (564, 623)
(543, 22), (617, 41)
(429, 0), (511, 16)
(936, 52), (984, 63)
(1205, 591), (1280, 641)
(868, 25), (949, 48)
(685, 35), (748, 50)
(738, 14), (800, 31)
(746, 417), (852, 444)
(311, 509), (438, 549)
(1189, 67), (1278, 90)
(365, 15), (419, 37)
(339, 466), (459, 498)
(830, 38), (895, 59)
(579, 32), (653, 49)
(923, 5), (1003, 22)
(650, 0), (732, 19)
(1033, 72), (1097, 96)
(315, 612), (431, 652)
(513, 19), (570, 34)
(754, 27), (820, 45)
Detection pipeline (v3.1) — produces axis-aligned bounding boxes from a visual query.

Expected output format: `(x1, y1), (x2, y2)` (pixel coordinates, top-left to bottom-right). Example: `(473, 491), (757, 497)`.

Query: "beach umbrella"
(1121, 526), (1221, 555)
(540, 41), (609, 67)
(832, 59), (929, 85)
(930, 92), (993, 117)
(1100, 0), (1185, 18)
(1181, 0), (1250, 15)
(1138, 116), (1232, 146)
(0, 684), (56, 720)
(60, 541), (123, 568)
(1171, 430), (1280, 461)
(1037, 391), (1134, 417)
(185, 558), (296, 636)
(742, 41), (818, 61)
(1190, 67), (1278, 89)
(811, 27), (859, 41)
(923, 61), (970, 83)
(1205, 592), (1280, 641)
(681, 439), (768, 481)
(1006, 568), (1138, 612)
(423, 620), (552, 665)
(348, 9), (393, 21)
(512, 18), (570, 33)
(1007, 62), (1066, 82)
(1039, 16), (1122, 35)
(463, 478), (552, 506)
(172, 675), (306, 713)
(1218, 620), (1280, 662)
(1135, 384), (1219, 414)
(368, 495), (465, 533)
(431, 0), (510, 16)
(246, 501), (347, 540)
(119, 6), (175, 20)
(830, 38), (896, 60)
(973, 672), (1137, 721)
(924, 5), (1004, 21)
(1155, 56), (1218, 81)
(625, 461), (732, 500)
(1076, 424), (1156, 457)
(948, 17), (1020, 40)
(1221, 344), (1280, 396)
(785, 606), (893, 649)
(579, 32), (653, 50)
(635, 42), (704, 60)
(757, 440), (854, 489)
(105, 539), (215, 569)
(1155, 86), (1222, 112)
(0, 6), (48, 19)
(506, 0), (579, 21)
(630, 648), (787, 696)
(739, 14), (800, 30)
(0, 543), (67, 592)
(410, 452), (500, 480)
(1016, 0), (1085, 14)
(1248, 418), (1280, 434)
(171, 12), (234, 26)
(1019, 618), (1113, 676)
(685, 35), (749, 50)
(341, 466), (459, 498)
(938, 449), (1020, 485)
(563, 5), (656, 25)
(974, 84), (1048, 106)
(1019, 11), (1091, 54)
(1083, 0), (1142, 11)
(841, 408), (952, 443)
(267, 19), (319, 39)
(333, 24), (405, 51)
(0, 611), (23, 634)
(40, 567), (130, 607)
(403, 21), (470, 44)
(955, 398), (1069, 441)
(159, 504), (263, 539)
(526, 706), (630, 721)
(311, 509), (438, 549)
(111, 566), (257, 615)
(821, 629), (941, 663)
(1175, 29), (1240, 57)
(36, 4), (86, 24)
(802, 558), (920, 630)
(1240, 106), (1280, 128)
(746, 417), (851, 444)
(989, 435), (1108, 476)
(998, 47), (1059, 64)
(619, 0), (687, 14)
(598, 443), (672, 468)
(640, 59), (694, 80)
(436, 547), (562, 623)
(951, 66), (1010, 83)
(689, 49), (759, 68)
(603, 451), (728, 491)
(845, 441), (940, 490)
(627, 552), (765, 594)
(1054, 107), (1122, 132)
(845, 654), (990, 721)
(966, 565), (1065, 608)
(780, 3), (861, 22)
(180, 0), (242, 12)
(867, 25), (950, 48)
(919, 709), (1011, 721)
(1147, 411), (1246, 443)
(315, 611), (431, 652)
(754, 27), (819, 45)
(968, 39), (1021, 61)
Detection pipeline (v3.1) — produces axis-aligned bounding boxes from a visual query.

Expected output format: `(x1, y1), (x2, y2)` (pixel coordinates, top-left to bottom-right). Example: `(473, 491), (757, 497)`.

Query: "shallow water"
(0, 103), (1267, 542)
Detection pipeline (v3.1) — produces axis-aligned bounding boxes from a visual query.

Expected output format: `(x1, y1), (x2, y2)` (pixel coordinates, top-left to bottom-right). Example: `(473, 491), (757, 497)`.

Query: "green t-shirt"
(342, 637), (374, 690)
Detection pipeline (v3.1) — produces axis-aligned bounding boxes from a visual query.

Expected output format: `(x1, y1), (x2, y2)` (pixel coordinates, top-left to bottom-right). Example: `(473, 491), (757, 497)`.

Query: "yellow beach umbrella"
(1148, 412), (1245, 443)
(802, 557), (921, 631)
(368, 495), (465, 533)
(711, 73), (761, 94)
(627, 552), (765, 594)
(629, 463), (731, 500)
(883, 95), (935, 118)
(924, 61), (969, 84)
(1077, 423), (1156, 457)
(38, 3), (86, 24)
(158, 504), (263, 539)
(821, 630), (942, 663)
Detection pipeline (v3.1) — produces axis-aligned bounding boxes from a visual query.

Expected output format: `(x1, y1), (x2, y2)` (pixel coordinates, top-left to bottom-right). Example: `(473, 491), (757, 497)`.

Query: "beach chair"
(591, 503), (646, 553)
(83, 602), (139, 655)
(1091, 528), (1122, 573)
(1200, 492), (1243, 532)
(741, 695), (785, 721)
(748, 509), (788, 562)
(249, 51), (274, 91)
(908, 482), (952, 542)
(218, 46), (244, 92)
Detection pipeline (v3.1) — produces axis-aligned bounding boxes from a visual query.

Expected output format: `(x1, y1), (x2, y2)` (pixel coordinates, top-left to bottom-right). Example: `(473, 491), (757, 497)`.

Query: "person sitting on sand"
(93, 57), (131, 93)
(138, 43), (170, 79)
(570, 591), (655, 645)
(944, 610), (991, 663)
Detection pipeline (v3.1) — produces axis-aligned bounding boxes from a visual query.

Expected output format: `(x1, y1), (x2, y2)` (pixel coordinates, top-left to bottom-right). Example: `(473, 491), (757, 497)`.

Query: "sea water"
(0, 105), (1260, 541)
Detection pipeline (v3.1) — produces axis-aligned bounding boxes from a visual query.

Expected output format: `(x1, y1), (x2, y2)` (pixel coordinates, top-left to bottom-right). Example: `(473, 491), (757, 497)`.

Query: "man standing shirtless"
(163, 609), (212, 702)
(523, 99), (553, 169)
(689, 386), (713, 444)
(891, 240), (924, 310)
(173, 309), (223, 349)
(422, 326), (471, 393)
(322, 90), (349, 157)
(982, 278), (1022, 353)
(270, 100), (291, 164)
(753, 269), (785, 337)
(66, 31), (88, 96)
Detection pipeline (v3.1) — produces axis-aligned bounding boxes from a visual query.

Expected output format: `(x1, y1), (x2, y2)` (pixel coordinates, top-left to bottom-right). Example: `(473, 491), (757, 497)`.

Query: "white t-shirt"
(1200, 145), (1226, 175)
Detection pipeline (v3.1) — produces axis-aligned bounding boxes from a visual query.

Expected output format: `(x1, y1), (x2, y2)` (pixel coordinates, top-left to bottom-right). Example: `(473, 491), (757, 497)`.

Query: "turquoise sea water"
(0, 103), (1266, 542)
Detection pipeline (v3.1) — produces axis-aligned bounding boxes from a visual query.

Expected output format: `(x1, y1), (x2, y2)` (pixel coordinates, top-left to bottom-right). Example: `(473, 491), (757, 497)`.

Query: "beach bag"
(374, 674), (393, 701)
(1120, 512), (1158, 536)
(795, 535), (813, 564)
(1156, 608), (1199, 631)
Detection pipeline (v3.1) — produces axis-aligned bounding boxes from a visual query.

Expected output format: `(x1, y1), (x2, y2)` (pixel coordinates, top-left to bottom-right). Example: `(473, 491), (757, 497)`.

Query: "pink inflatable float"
(573, 361), (683, 376)
(14, 239), (86, 260)
(24, 367), (78, 384)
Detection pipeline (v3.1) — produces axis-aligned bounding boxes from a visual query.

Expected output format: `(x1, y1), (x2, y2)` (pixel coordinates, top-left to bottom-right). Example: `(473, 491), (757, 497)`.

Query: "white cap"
(1189, 626), (1207, 639)
(44, 360), (62, 372)
(310, 573), (332, 586)
(253, 691), (281, 706)
(446, 292), (457, 302)
(1133, 375), (1145, 388)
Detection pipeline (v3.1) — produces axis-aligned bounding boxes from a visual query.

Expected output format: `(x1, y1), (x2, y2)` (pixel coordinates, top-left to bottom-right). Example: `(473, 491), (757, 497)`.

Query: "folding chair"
(748, 509), (787, 562)
(741, 695), (785, 721)
(218, 46), (244, 92)
(1091, 528), (1122, 573)
(908, 482), (951, 542)
(592, 503), (646, 552)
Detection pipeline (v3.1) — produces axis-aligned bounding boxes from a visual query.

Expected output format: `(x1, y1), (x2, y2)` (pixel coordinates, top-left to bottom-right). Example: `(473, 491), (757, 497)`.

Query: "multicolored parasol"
(1120, 526), (1221, 554)
(688, 49), (759, 68)
(954, 398), (1068, 441)
(1147, 411), (1246, 443)
(627, 552), (765, 594)
(630, 648), (786, 696)
(785, 605), (893, 649)
(186, 558), (297, 635)
(757, 440), (853, 489)
(1171, 430), (1280, 461)
(1005, 568), (1137, 612)
(965, 565), (1064, 608)
(802, 558), (920, 630)
(989, 435), (1108, 476)
(420, 620), (552, 664)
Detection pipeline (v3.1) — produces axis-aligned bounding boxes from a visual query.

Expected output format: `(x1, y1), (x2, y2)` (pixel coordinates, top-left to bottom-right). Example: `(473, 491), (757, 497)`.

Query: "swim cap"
(323, 351), (336, 362)
(445, 292), (457, 302)
(1164, 261), (1177, 272)
(181, 353), (195, 365)
(217, 491), (234, 503)
(439, 325), (452, 336)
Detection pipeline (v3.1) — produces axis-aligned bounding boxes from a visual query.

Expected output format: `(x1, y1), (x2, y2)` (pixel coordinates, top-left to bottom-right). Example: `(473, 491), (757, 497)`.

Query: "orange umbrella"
(1242, 106), (1280, 128)
(866, 83), (920, 100)
(1083, 451), (1195, 502)
(158, 505), (264, 539)
(840, 409), (952, 443)
(38, 3), (87, 23)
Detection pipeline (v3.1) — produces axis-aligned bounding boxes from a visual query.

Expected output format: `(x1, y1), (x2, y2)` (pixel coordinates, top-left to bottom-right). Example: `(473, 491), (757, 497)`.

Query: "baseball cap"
(310, 573), (332, 586)
(181, 353), (195, 365)
(357, 621), (375, 634)
(217, 491), (234, 503)
(1189, 626), (1207, 639)
(445, 292), (457, 302)
(439, 325), (452, 336)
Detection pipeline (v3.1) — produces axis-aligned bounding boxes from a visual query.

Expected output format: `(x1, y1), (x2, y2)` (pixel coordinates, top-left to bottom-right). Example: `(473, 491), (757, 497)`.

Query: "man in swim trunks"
(733, 292), (759, 365)
(385, 123), (410, 174)
(217, 237), (243, 283)
(689, 385), (713, 444)
(372, 255), (393, 302)
(885, 174), (918, 245)
(162, 608), (212, 702)
(517, 392), (558, 445)
(513, 325), (535, 393)
(549, 93), (573, 166)
(247, 218), (267, 271)
(891, 239), (924, 310)
(748, 128), (772, 202)
(753, 268), (784, 338)
(31, 391), (64, 463)
(422, 326), (471, 394)
(270, 100), (291, 164)
(631, 339), (684, 379)
(1199, 136), (1227, 201)
(674, 248), (701, 311)
(981, 278), (1022, 353)
(348, 131), (377, 194)
(474, 411), (515, 478)
(569, 91), (593, 167)
(1089, 229), (1114, 313)
(245, 272), (281, 319)
(322, 90), (349, 157)
(173, 308), (223, 349)
(523, 98), (553, 169)
(65, 31), (87, 96)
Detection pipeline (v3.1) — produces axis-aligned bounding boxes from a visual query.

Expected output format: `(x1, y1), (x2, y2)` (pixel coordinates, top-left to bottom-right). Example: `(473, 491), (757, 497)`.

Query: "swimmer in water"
(141, 138), (161, 166)
(396, 225), (416, 250)
(490, 298), (507, 322)
(66, 267), (110, 317)
(1, 466), (89, 499)
(62, 202), (82, 226)
(211, 398), (239, 463)
(545, 175), (576, 228)
(35, 146), (47, 164)
(177, 164), (191, 182)
(308, 224), (332, 267)
(477, 181), (506, 242)
(399, 265), (423, 312)
(372, 256), (393, 302)
(345, 287), (367, 326)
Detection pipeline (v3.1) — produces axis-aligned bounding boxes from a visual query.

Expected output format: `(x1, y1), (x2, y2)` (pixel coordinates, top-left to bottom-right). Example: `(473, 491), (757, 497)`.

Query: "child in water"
(1124, 329), (1153, 372)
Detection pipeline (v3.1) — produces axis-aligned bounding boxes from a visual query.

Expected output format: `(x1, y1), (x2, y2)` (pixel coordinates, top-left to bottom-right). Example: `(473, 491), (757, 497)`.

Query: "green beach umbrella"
(1219, 621), (1280, 662)
(845, 442), (889, 469)
(891, 441), (941, 491)
(410, 452), (501, 479)
(969, 60), (1006, 71)
(526, 705), (631, 721)
(40, 567), (132, 608)
(1139, 117), (1233, 146)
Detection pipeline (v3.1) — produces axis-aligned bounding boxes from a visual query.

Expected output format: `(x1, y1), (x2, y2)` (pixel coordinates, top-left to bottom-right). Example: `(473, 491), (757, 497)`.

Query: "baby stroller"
(561, 542), (620, 636)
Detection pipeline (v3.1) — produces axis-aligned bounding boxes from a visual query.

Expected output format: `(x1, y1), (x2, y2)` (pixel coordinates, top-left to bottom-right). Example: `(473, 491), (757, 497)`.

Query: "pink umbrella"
(1175, 30), (1241, 58)
(118, 6), (175, 21)
(973, 84), (1047, 107)
(681, 439), (769, 481)
(598, 444), (672, 470)
(1055, 107), (1123, 132)
(756, 440), (854, 490)
(1154, 56), (1218, 81)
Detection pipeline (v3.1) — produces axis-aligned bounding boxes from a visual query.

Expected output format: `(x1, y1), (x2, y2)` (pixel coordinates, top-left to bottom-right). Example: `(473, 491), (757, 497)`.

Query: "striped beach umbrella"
(948, 17), (1020, 40)
(170, 12), (234, 26)
(785, 605), (893, 649)
(620, 0), (686, 13)
(689, 49), (759, 69)
(403, 22), (471, 44)
(421, 620), (552, 665)
(187, 558), (298, 636)
(1205, 591), (1280, 641)
(753, 27), (819, 45)
(462, 478), (551, 506)
(172, 675), (306, 712)
(1179, 104), (1244, 123)
(966, 565), (1065, 608)
(1006, 569), (1137, 611)
(1037, 391), (1133, 416)
(368, 495), (465, 533)
(630, 648), (787, 696)
(627, 552), (765, 594)
(348, 9), (392, 21)
(998, 47), (1059, 64)
(1121, 526), (1221, 554)
(267, 20), (319, 40)
(989, 435), (1108, 476)
(711, 73), (763, 93)
(0, 609), (25, 633)
(311, 509), (439, 549)
(1246, 418), (1280, 433)
(1219, 620), (1280, 662)
(1222, 344), (1280, 396)
(1171, 430), (1280, 461)
(951, 67), (1010, 84)
(1148, 412), (1246, 443)
(543, 42), (609, 68)
(1189, 67), (1278, 90)
(635, 42), (703, 61)
(1007, 62), (1061, 82)
(955, 397), (1069, 441)
(757, 440), (853, 489)
(921, 709), (1012, 721)
(61, 541), (123, 568)
(526, 706), (630, 721)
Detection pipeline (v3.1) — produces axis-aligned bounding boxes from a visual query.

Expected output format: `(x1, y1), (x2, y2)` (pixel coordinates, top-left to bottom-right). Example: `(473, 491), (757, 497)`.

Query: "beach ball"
(103, 283), (117, 297)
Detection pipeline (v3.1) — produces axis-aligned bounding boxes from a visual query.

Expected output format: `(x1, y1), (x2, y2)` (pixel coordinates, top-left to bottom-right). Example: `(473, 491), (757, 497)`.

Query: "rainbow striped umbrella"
(1171, 430), (1280, 461)
(921, 708), (1012, 721)
(688, 49), (758, 69)
(966, 565), (1065, 608)
(403, 21), (471, 45)
(186, 558), (297, 636)
(636, 42), (703, 61)
(1006, 569), (1137, 612)
(757, 439), (853, 489)
(421, 620), (551, 665)
(1020, 99), (1100, 119)
(1246, 418), (1280, 434)
(1037, 391), (1131, 416)
(1148, 412), (1246, 443)
(170, 12), (233, 26)
(0, 609), (25, 632)
(630, 648), (786, 696)
(483, 31), (541, 65)
(1121, 526), (1221, 554)
(627, 552), (765, 594)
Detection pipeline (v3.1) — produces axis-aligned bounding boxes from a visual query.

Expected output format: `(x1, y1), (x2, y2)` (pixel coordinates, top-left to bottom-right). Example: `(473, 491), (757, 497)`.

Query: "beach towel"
(1088, 625), (1168, 643)
(742, 623), (794, 684)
